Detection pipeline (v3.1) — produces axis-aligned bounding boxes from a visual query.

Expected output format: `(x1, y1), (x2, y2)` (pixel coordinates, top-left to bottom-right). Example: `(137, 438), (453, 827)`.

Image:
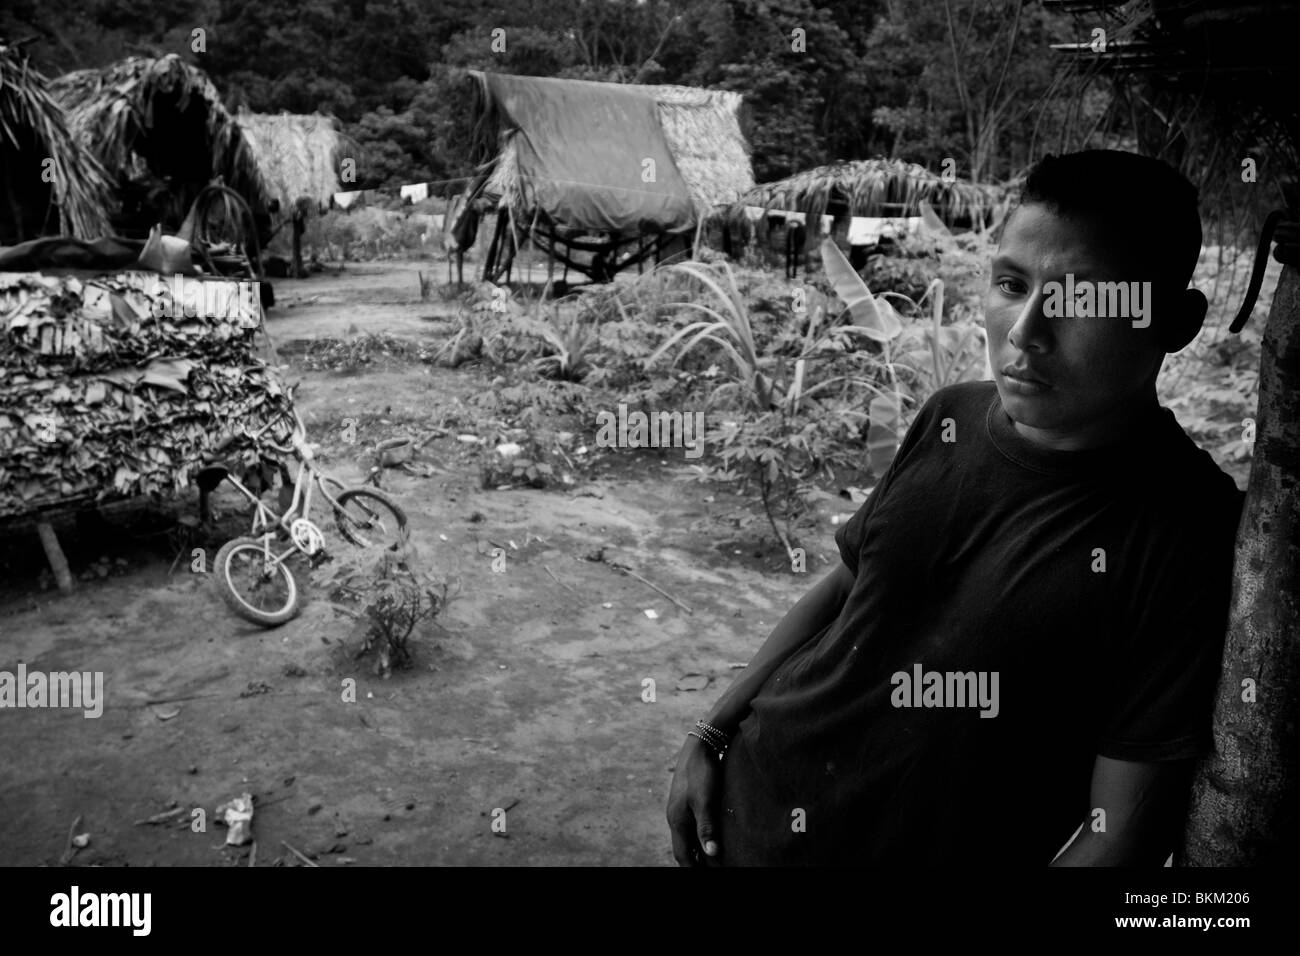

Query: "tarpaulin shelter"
(455, 71), (754, 283)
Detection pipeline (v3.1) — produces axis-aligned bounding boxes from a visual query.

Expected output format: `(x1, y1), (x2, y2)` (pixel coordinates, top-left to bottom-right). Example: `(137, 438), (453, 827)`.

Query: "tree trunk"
(1180, 263), (1300, 865)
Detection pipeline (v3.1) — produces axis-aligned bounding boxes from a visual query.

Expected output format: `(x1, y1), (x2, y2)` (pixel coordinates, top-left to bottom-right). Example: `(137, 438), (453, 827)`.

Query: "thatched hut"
(726, 157), (1003, 277)
(50, 55), (272, 240)
(236, 110), (349, 276)
(0, 41), (113, 244)
(457, 71), (754, 283)
(236, 110), (347, 214)
(733, 158), (1001, 231)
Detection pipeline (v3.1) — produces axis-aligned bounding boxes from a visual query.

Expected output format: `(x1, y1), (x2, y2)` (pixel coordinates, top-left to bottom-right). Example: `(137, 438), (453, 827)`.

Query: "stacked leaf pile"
(0, 271), (288, 519)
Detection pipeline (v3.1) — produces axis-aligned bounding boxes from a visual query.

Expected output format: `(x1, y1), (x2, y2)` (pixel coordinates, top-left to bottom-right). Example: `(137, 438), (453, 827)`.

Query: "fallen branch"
(544, 564), (584, 600)
(281, 840), (319, 868)
(609, 562), (693, 615)
(133, 806), (187, 826)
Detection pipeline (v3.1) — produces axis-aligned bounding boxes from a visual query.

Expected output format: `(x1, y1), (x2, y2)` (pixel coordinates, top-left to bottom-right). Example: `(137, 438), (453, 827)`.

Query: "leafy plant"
(317, 541), (454, 678)
(820, 238), (988, 473)
(527, 295), (601, 382)
(644, 258), (898, 554)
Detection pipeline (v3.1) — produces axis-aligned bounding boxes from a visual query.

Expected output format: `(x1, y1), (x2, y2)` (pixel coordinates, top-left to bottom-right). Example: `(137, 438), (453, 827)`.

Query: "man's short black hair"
(1016, 150), (1203, 290)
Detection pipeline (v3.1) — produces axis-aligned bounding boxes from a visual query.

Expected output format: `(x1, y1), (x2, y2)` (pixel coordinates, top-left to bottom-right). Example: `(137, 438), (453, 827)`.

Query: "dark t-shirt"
(716, 381), (1243, 866)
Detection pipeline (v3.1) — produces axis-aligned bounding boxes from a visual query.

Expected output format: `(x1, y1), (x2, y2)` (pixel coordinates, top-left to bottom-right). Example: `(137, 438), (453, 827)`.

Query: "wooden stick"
(134, 807), (187, 826)
(59, 814), (82, 866)
(281, 840), (319, 867)
(544, 564), (583, 600)
(37, 522), (74, 594)
(612, 564), (693, 615)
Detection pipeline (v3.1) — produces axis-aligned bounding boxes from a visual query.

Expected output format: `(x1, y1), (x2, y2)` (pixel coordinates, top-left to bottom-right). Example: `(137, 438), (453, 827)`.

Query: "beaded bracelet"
(688, 719), (731, 760)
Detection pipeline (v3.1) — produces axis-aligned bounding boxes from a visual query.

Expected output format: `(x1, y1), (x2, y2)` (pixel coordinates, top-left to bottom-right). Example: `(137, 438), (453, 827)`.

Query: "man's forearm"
(1049, 827), (1164, 866)
(705, 561), (854, 733)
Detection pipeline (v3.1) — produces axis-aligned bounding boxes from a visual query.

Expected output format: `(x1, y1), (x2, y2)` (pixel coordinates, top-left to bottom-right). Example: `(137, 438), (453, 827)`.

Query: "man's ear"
(1161, 288), (1208, 353)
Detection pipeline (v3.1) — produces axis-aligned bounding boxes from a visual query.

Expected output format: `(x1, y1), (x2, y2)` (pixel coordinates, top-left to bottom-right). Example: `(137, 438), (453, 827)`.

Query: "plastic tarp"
(482, 72), (697, 235)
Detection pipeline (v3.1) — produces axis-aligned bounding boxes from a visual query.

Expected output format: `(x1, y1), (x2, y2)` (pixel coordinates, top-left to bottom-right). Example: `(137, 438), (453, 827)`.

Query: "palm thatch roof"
(469, 71), (753, 234)
(236, 110), (349, 214)
(641, 84), (755, 214)
(50, 55), (270, 233)
(734, 158), (1001, 226)
(0, 42), (113, 242)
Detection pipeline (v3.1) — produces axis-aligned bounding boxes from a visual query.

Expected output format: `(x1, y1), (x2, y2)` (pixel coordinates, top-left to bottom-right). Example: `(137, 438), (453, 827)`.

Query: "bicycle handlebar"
(239, 399), (308, 458)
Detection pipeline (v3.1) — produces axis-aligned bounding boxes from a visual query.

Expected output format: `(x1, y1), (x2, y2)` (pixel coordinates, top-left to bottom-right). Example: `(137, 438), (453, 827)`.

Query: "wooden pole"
(1181, 261), (1300, 864)
(37, 522), (74, 594)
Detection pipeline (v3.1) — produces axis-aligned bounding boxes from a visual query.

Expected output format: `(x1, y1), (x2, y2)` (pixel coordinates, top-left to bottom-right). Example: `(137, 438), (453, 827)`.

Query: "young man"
(666, 150), (1244, 867)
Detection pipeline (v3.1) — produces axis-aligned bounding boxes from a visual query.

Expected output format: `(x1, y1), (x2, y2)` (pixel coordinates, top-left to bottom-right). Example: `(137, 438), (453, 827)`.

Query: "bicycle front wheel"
(333, 487), (409, 550)
(214, 536), (302, 626)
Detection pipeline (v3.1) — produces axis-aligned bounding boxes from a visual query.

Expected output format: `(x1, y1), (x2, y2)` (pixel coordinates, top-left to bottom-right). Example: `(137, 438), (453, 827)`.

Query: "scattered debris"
(71, 832), (91, 849)
(676, 674), (711, 692)
(215, 793), (255, 846)
(644, 609), (659, 620)
(152, 705), (181, 721)
(239, 681), (272, 698)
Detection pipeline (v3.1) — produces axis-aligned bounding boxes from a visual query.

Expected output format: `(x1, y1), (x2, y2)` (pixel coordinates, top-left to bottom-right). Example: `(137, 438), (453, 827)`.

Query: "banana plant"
(820, 238), (910, 474)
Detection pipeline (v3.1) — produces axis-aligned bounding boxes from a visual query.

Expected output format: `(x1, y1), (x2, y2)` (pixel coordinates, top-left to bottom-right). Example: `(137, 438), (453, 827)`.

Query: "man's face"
(985, 203), (1167, 450)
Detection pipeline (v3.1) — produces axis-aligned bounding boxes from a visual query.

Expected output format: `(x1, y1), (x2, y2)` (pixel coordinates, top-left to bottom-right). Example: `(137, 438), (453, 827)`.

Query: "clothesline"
(741, 206), (924, 246)
(329, 178), (925, 249)
(331, 175), (475, 210)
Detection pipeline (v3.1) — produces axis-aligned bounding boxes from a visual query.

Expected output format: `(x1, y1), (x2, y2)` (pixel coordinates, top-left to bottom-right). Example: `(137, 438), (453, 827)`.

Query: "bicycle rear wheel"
(214, 536), (302, 626)
(333, 487), (408, 550)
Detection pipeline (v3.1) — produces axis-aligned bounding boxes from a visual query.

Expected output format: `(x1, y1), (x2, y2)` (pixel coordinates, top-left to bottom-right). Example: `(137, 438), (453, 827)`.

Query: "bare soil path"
(0, 262), (849, 866)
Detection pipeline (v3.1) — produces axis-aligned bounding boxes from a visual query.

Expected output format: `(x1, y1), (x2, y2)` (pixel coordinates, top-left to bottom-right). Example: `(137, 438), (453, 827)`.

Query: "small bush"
(317, 541), (455, 678)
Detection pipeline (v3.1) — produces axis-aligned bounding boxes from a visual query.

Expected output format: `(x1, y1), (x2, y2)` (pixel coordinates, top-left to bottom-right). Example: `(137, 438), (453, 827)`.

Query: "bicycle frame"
(216, 417), (351, 573)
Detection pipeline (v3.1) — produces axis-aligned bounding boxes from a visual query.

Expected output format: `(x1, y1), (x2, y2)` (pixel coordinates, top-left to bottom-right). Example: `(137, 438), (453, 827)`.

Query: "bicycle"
(198, 391), (409, 627)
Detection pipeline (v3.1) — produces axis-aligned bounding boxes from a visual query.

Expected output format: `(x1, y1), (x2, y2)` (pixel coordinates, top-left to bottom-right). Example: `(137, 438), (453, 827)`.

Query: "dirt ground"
(0, 260), (851, 867)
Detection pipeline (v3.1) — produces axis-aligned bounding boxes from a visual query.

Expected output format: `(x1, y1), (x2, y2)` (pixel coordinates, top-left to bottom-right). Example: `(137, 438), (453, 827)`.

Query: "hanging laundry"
(400, 182), (429, 204)
(848, 217), (888, 246)
(743, 205), (766, 222)
(333, 191), (362, 210)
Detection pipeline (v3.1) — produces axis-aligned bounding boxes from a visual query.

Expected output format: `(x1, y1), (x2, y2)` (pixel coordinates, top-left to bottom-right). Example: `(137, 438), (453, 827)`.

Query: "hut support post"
(482, 213), (503, 282)
(36, 522), (74, 594)
(1181, 259), (1300, 864)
